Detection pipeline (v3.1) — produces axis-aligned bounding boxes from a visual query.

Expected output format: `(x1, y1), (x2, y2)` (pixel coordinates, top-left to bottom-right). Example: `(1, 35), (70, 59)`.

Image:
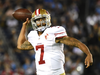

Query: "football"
(12, 8), (32, 22)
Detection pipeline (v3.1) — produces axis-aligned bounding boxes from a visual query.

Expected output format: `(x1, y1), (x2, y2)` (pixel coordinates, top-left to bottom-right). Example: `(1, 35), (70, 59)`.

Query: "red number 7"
(36, 45), (45, 65)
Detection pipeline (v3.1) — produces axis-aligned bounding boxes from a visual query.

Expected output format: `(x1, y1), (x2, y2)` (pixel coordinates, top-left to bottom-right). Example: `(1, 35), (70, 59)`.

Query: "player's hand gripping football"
(23, 18), (31, 26)
(85, 54), (93, 68)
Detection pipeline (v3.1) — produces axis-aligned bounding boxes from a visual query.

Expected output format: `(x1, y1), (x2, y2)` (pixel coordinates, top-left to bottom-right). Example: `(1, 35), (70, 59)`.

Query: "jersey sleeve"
(54, 26), (67, 39)
(27, 31), (34, 43)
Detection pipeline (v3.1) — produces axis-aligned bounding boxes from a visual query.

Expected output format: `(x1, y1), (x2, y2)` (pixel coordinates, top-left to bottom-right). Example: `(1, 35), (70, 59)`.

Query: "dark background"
(0, 0), (100, 75)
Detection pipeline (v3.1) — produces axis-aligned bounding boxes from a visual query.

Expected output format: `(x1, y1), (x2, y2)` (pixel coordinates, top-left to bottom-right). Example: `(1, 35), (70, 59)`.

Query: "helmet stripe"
(36, 9), (40, 16)
(35, 9), (39, 16)
(37, 9), (39, 15)
(38, 9), (40, 14)
(35, 10), (37, 15)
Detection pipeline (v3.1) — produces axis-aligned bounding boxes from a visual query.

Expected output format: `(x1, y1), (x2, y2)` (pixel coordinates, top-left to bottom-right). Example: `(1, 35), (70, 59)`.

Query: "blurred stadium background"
(0, 0), (100, 75)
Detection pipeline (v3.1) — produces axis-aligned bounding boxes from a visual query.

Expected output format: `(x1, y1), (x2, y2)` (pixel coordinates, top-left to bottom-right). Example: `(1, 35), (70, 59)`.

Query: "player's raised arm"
(56, 36), (93, 68)
(17, 18), (34, 50)
(18, 40), (34, 50)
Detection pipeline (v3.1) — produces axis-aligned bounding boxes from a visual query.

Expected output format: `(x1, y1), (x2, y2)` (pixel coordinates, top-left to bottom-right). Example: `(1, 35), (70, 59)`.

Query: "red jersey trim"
(54, 32), (65, 36)
(56, 35), (67, 39)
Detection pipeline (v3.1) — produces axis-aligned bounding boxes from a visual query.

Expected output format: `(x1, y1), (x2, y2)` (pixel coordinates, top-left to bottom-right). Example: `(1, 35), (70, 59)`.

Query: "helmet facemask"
(31, 9), (51, 32)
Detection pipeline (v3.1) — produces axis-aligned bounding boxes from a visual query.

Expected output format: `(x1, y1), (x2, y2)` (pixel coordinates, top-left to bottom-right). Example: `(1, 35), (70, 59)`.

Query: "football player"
(17, 9), (93, 75)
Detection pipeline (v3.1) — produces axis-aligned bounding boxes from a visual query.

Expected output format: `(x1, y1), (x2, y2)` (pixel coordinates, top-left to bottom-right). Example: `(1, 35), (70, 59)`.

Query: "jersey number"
(36, 45), (45, 65)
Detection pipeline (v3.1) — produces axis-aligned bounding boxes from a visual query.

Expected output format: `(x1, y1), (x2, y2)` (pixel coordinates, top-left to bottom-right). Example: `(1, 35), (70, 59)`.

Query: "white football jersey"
(28, 26), (67, 75)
